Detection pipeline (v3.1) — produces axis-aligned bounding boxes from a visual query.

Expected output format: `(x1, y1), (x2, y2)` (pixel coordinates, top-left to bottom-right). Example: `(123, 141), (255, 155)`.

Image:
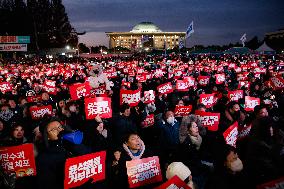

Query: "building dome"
(130, 22), (162, 33)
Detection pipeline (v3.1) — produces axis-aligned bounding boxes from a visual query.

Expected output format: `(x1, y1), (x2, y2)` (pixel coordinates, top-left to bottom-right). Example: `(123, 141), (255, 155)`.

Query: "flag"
(141, 35), (149, 44)
(178, 38), (184, 49)
(240, 33), (247, 47)
(186, 21), (194, 38)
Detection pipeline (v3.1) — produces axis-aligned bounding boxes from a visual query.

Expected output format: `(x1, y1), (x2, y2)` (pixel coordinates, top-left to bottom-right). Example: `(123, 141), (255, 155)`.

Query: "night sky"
(63, 0), (284, 48)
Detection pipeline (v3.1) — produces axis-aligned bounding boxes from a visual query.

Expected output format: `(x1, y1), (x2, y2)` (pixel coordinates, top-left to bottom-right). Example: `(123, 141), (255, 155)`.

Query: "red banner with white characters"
(238, 124), (252, 141)
(126, 156), (162, 188)
(157, 82), (173, 94)
(64, 151), (106, 189)
(223, 122), (238, 147)
(228, 90), (244, 102)
(195, 110), (220, 131)
(142, 114), (155, 128)
(174, 105), (192, 117)
(122, 81), (131, 88)
(29, 105), (52, 119)
(154, 69), (165, 78)
(256, 177), (284, 189)
(0, 143), (36, 178)
(215, 74), (225, 84)
(270, 76), (284, 90)
(69, 82), (91, 100)
(0, 82), (13, 93)
(90, 86), (107, 97)
(198, 76), (210, 86)
(120, 89), (141, 107)
(176, 80), (189, 91)
(104, 71), (117, 78)
(43, 80), (57, 95)
(199, 94), (216, 108)
(27, 95), (42, 103)
(136, 74), (147, 83)
(183, 76), (195, 87)
(238, 80), (250, 89)
(155, 175), (191, 189)
(144, 90), (155, 104)
(84, 97), (112, 119)
(245, 96), (260, 111)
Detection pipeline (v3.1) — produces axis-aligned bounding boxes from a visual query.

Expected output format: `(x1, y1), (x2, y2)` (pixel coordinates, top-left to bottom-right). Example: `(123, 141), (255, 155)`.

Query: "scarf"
(189, 134), (202, 150)
(122, 139), (145, 160)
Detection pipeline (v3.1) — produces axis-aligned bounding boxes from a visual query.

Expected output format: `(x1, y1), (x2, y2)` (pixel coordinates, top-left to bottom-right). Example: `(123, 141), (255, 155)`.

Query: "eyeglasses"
(48, 125), (63, 133)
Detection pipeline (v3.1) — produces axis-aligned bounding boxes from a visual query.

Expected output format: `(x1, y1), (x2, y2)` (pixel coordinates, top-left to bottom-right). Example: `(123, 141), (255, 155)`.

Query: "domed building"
(106, 22), (186, 50)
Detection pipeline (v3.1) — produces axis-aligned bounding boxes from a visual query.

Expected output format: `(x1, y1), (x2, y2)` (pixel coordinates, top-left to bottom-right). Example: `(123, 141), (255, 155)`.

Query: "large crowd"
(0, 53), (284, 189)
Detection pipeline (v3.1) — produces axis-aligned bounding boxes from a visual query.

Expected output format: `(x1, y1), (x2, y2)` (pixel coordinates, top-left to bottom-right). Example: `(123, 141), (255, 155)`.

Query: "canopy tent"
(223, 47), (255, 54)
(256, 42), (276, 54)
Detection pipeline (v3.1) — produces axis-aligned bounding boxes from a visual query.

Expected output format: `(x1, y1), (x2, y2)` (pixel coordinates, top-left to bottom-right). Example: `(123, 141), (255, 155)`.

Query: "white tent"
(256, 42), (275, 53)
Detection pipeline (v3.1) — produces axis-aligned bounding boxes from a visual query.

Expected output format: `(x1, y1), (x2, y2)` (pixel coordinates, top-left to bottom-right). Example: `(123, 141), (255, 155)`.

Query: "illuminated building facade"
(106, 22), (186, 50)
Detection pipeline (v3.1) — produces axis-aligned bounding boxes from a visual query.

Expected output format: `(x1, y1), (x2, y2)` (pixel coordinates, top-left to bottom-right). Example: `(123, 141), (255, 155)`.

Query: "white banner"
(0, 44), (27, 51)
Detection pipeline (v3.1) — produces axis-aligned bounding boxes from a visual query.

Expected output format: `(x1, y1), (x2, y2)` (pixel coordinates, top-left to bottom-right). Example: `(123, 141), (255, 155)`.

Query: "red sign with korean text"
(245, 96), (260, 111)
(215, 74), (225, 84)
(136, 74), (147, 83)
(228, 90), (243, 102)
(256, 177), (284, 189)
(223, 122), (238, 147)
(64, 151), (106, 189)
(270, 76), (284, 90)
(90, 86), (107, 97)
(69, 82), (91, 100)
(198, 76), (210, 86)
(195, 110), (220, 131)
(144, 90), (155, 104)
(120, 89), (141, 107)
(176, 80), (189, 91)
(0, 82), (13, 93)
(43, 80), (57, 95)
(27, 95), (42, 103)
(29, 105), (52, 119)
(126, 156), (162, 188)
(183, 76), (195, 87)
(84, 97), (112, 119)
(155, 175), (191, 189)
(0, 143), (36, 178)
(157, 82), (173, 94)
(238, 124), (252, 141)
(174, 105), (192, 117)
(199, 94), (215, 108)
(122, 81), (131, 88)
(142, 114), (155, 128)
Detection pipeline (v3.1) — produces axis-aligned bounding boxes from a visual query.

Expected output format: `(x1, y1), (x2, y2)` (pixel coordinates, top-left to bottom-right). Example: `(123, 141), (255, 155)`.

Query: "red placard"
(29, 105), (52, 119)
(136, 74), (147, 83)
(215, 74), (225, 84)
(27, 95), (42, 103)
(245, 96), (260, 111)
(104, 71), (117, 78)
(238, 80), (250, 89)
(0, 143), (37, 178)
(228, 90), (243, 102)
(64, 151), (106, 189)
(90, 86), (107, 97)
(199, 94), (215, 108)
(198, 76), (210, 86)
(126, 156), (162, 188)
(154, 69), (165, 78)
(122, 81), (131, 88)
(195, 110), (220, 131)
(174, 105), (192, 117)
(120, 89), (141, 107)
(256, 177), (284, 189)
(155, 175), (191, 189)
(270, 76), (284, 90)
(144, 90), (155, 104)
(223, 122), (238, 147)
(157, 82), (173, 94)
(183, 76), (195, 87)
(84, 97), (112, 119)
(69, 82), (91, 100)
(0, 82), (13, 93)
(176, 80), (189, 91)
(142, 114), (155, 128)
(43, 80), (57, 95)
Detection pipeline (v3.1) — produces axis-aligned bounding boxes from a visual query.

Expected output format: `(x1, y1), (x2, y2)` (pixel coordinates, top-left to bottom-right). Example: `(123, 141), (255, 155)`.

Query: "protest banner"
(84, 97), (112, 119)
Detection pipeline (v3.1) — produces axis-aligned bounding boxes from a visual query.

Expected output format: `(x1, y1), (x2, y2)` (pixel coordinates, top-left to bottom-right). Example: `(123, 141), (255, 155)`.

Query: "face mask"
(230, 158), (243, 172)
(167, 116), (175, 125)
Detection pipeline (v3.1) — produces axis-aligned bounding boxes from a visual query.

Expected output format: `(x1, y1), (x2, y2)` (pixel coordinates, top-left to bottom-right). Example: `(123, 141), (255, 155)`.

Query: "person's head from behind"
(120, 103), (131, 117)
(166, 162), (194, 188)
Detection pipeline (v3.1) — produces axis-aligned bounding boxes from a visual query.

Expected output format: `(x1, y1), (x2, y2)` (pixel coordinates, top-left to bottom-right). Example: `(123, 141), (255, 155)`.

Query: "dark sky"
(63, 0), (284, 47)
